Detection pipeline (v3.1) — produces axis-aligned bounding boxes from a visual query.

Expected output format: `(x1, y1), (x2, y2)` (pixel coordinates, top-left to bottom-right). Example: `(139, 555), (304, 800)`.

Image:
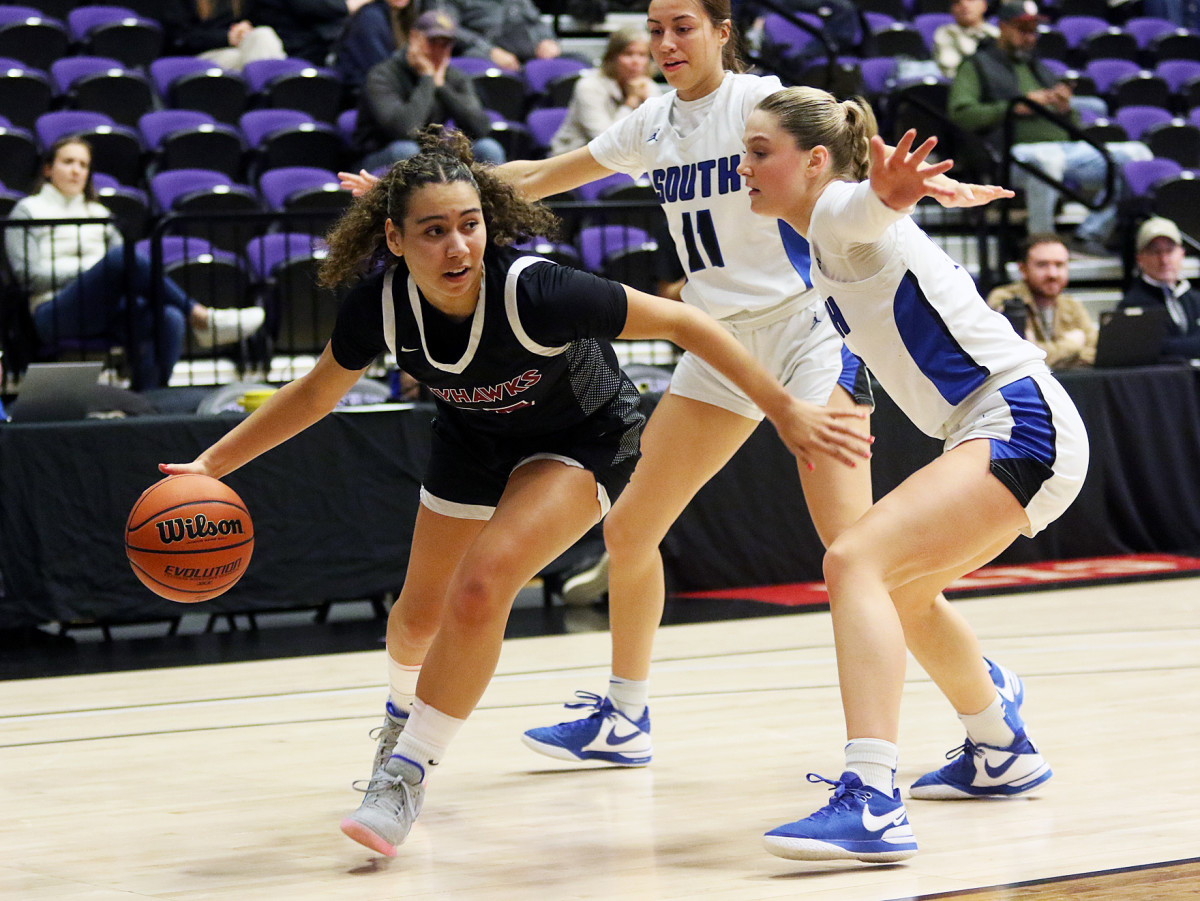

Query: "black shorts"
(422, 393), (644, 521)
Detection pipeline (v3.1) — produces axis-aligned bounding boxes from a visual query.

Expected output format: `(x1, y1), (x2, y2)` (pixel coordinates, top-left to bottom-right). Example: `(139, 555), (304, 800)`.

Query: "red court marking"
(672, 554), (1200, 608)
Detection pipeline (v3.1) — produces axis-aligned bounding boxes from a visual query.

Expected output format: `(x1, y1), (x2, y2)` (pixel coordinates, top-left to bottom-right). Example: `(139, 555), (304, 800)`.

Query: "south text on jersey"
(650, 155), (741, 204)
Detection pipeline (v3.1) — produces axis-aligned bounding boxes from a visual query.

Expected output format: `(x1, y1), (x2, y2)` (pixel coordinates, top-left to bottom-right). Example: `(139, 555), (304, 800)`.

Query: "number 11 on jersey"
(680, 209), (725, 273)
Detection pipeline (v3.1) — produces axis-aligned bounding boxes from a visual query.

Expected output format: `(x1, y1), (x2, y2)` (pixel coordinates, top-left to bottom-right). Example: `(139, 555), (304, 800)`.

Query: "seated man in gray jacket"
(354, 10), (505, 170)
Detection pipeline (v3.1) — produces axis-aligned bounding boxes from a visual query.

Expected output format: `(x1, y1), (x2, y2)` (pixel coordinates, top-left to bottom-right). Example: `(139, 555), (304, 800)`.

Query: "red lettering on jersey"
(429, 370), (544, 410)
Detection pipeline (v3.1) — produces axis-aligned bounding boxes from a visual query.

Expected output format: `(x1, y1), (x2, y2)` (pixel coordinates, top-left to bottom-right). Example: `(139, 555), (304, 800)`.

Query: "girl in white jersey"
(340, 0), (1005, 767)
(738, 87), (1089, 864)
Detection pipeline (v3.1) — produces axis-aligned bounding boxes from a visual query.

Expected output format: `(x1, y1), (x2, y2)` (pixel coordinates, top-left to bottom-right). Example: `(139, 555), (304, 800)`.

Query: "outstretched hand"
(932, 179), (1015, 209)
(338, 169), (381, 197)
(769, 400), (874, 472)
(870, 130), (956, 211)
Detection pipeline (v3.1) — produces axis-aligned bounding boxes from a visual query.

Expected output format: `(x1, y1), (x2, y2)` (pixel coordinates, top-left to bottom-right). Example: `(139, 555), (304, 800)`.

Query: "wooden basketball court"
(3, 576), (1199, 900)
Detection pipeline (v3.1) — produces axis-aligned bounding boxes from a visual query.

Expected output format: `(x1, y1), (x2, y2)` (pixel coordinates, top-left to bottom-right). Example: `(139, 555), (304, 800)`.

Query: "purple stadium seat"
(258, 166), (343, 211)
(244, 232), (325, 281)
(761, 12), (821, 59)
(241, 57), (342, 121)
(859, 57), (897, 96)
(574, 171), (635, 203)
(50, 55), (153, 127)
(448, 56), (495, 77)
(150, 167), (234, 212)
(66, 5), (139, 41)
(576, 224), (651, 273)
(1056, 16), (1108, 49)
(150, 56), (249, 125)
(1082, 58), (1141, 96)
(67, 5), (162, 67)
(337, 107), (356, 145)
(50, 55), (125, 94)
(139, 108), (244, 178)
(1113, 104), (1174, 140)
(912, 13), (953, 53)
(134, 235), (218, 266)
(1157, 59), (1200, 94)
(525, 106), (567, 153)
(239, 108), (314, 147)
(139, 109), (213, 148)
(240, 108), (344, 176)
(523, 57), (588, 96)
(1123, 157), (1183, 198)
(0, 6), (44, 21)
(1124, 16), (1177, 50)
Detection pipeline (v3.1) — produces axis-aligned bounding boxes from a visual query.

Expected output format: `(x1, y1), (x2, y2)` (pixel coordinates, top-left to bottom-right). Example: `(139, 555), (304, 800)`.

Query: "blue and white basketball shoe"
(909, 658), (1052, 799)
(521, 691), (652, 766)
(763, 773), (919, 863)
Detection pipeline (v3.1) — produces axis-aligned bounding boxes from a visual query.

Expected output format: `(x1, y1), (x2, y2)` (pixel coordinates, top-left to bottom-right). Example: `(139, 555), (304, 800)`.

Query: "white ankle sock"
(391, 698), (465, 781)
(844, 738), (898, 794)
(387, 656), (421, 714)
(960, 694), (1016, 748)
(607, 676), (648, 720)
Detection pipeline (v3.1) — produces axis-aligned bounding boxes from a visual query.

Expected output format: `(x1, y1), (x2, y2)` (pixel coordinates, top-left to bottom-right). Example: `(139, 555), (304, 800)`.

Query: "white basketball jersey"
(806, 181), (1047, 438)
(588, 72), (817, 320)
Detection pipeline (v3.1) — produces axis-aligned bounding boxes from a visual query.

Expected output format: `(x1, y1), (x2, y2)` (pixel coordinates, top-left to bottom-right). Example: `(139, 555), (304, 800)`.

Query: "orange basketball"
(125, 474), (254, 603)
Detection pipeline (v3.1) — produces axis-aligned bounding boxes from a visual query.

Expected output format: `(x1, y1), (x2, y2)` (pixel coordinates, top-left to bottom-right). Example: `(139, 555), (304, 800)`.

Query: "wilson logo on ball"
(155, 513), (246, 544)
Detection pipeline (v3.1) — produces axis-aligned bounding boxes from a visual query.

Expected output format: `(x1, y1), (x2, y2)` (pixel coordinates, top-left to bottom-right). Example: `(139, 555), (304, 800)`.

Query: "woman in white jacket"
(549, 26), (659, 157)
(5, 137), (264, 389)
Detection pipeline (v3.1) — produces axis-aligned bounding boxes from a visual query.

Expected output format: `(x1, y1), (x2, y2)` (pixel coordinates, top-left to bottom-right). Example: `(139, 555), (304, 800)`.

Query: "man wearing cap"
(354, 9), (506, 169)
(987, 232), (1098, 369)
(1120, 217), (1200, 360)
(949, 1), (1152, 252)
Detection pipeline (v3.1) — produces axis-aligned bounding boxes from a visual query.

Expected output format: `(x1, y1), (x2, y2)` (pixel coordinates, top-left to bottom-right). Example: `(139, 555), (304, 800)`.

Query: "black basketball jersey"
(331, 245), (640, 440)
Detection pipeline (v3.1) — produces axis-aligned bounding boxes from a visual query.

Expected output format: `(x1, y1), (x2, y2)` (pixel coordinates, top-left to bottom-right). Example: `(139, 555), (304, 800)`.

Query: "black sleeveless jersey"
(330, 245), (641, 442)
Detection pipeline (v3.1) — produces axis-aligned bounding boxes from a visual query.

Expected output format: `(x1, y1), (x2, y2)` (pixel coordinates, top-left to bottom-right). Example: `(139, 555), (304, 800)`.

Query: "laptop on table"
(1093, 306), (1170, 369)
(6, 361), (105, 423)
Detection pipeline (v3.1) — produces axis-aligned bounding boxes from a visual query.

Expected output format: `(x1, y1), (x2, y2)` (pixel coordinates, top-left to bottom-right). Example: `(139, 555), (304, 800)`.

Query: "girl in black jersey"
(159, 129), (872, 857)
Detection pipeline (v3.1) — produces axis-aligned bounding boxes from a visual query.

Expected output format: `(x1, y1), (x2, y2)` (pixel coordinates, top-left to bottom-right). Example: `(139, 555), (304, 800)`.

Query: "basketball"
(125, 473), (254, 603)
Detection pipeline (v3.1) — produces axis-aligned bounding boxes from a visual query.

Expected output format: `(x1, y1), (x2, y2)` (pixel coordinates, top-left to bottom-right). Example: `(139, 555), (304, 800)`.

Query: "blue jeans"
(361, 136), (507, 172)
(32, 245), (193, 390)
(1010, 140), (1153, 241)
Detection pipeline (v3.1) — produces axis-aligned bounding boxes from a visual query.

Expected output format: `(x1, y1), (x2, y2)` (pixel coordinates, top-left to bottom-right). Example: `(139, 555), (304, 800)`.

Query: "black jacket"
(1121, 275), (1200, 360)
(354, 51), (491, 152)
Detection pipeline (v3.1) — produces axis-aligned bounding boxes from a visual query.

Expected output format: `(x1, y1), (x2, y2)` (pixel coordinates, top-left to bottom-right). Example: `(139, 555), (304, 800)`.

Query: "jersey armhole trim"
(506, 255), (569, 356)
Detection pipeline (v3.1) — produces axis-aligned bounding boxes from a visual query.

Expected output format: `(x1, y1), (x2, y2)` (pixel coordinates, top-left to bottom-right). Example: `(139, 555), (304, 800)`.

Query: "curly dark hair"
(319, 127), (560, 287)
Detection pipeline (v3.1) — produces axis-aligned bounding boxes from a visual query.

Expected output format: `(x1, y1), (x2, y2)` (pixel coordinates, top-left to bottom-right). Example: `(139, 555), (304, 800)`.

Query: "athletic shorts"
(669, 299), (873, 421)
(420, 398), (644, 522)
(944, 371), (1089, 537)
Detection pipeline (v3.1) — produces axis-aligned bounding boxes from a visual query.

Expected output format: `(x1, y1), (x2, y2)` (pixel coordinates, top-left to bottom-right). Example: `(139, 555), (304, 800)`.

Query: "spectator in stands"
(354, 10), (505, 169)
(439, 0), (561, 71)
(987, 233), (1097, 369)
(4, 137), (265, 390)
(948, 0), (1152, 253)
(1120, 216), (1200, 360)
(550, 26), (659, 157)
(255, 0), (373, 64)
(160, 1), (287, 71)
(333, 0), (420, 90)
(933, 0), (998, 78)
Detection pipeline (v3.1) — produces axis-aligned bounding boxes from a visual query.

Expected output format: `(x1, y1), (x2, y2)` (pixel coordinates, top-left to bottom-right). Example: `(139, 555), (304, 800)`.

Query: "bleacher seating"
(3, 0), (1200, 392)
